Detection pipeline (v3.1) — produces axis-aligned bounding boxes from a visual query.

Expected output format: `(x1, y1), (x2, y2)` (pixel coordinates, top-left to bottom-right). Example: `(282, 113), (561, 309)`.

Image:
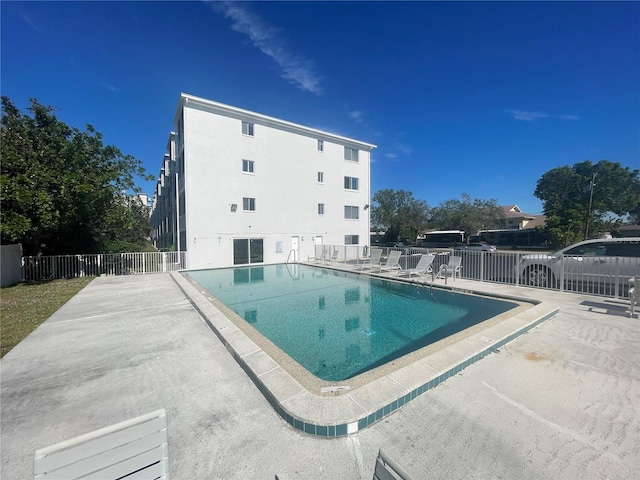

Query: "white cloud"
(383, 144), (412, 162)
(207, 1), (322, 95)
(398, 144), (413, 155)
(507, 109), (580, 122)
(508, 110), (548, 121)
(19, 11), (43, 33)
(350, 110), (364, 123)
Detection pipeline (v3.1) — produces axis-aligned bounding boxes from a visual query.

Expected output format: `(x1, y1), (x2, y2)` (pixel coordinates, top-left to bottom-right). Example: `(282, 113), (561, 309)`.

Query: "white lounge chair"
(354, 248), (382, 270)
(372, 449), (415, 480)
(33, 409), (169, 480)
(315, 249), (328, 264)
(398, 254), (435, 278)
(328, 249), (340, 264)
(373, 250), (402, 273)
(629, 276), (638, 317)
(435, 255), (462, 281)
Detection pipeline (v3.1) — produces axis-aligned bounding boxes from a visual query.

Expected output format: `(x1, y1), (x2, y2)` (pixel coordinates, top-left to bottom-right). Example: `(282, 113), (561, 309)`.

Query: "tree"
(371, 189), (429, 242)
(534, 160), (640, 247)
(429, 193), (504, 235)
(628, 203), (640, 225)
(1, 97), (153, 255)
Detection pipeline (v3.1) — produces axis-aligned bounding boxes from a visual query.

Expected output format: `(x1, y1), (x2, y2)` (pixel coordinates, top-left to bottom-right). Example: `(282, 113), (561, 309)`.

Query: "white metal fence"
(314, 245), (640, 299)
(22, 252), (187, 281)
(22, 246), (639, 300)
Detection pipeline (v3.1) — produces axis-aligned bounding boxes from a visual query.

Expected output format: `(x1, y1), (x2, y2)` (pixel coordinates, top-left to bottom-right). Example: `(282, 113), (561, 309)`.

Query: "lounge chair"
(373, 250), (402, 273)
(354, 248), (382, 270)
(372, 449), (415, 480)
(630, 276), (639, 317)
(328, 249), (340, 264)
(34, 409), (169, 480)
(398, 254), (435, 278)
(315, 249), (328, 264)
(435, 255), (462, 281)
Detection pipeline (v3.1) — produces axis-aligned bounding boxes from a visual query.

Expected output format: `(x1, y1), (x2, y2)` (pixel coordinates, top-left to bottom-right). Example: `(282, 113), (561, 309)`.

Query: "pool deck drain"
(172, 265), (560, 437)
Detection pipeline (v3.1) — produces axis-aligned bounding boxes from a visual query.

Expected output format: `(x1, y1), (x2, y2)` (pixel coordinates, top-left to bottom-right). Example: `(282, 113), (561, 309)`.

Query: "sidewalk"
(1, 273), (638, 479)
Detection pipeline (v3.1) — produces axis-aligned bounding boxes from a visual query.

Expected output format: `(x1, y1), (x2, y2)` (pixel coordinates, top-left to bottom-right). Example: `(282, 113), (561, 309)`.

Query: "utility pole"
(584, 172), (597, 240)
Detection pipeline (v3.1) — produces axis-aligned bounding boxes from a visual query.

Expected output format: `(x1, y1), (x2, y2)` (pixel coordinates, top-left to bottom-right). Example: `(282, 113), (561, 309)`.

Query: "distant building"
(471, 205), (548, 248)
(616, 224), (640, 237)
(150, 93), (376, 270)
(137, 193), (150, 208)
(499, 205), (546, 230)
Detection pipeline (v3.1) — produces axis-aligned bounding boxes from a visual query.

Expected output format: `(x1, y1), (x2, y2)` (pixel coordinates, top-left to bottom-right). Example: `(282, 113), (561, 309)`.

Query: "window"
(317, 171), (324, 183)
(344, 176), (359, 190)
(243, 197), (256, 211)
(242, 121), (254, 136)
(242, 159), (254, 173)
(317, 203), (325, 215)
(244, 309), (258, 324)
(345, 235), (359, 245)
(607, 241), (640, 257)
(344, 205), (359, 219)
(233, 238), (264, 265)
(317, 139), (324, 152)
(344, 147), (359, 162)
(345, 288), (360, 304)
(565, 243), (604, 256)
(345, 317), (360, 332)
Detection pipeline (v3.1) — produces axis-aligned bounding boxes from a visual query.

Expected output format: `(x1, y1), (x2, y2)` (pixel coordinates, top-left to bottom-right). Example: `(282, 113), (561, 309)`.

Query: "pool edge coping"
(170, 269), (559, 438)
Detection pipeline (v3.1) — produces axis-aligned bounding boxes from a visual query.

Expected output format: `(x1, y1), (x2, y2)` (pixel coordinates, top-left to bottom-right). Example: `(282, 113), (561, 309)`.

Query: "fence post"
(614, 256), (620, 299)
(480, 252), (485, 282)
(163, 253), (167, 273)
(559, 255), (565, 292)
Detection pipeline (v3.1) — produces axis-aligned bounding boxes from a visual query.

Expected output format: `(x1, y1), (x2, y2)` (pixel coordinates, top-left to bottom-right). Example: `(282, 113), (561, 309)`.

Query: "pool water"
(187, 264), (518, 381)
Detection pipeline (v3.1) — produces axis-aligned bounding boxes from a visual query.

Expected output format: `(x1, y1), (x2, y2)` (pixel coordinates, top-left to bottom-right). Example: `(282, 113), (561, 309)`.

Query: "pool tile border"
(171, 270), (559, 438)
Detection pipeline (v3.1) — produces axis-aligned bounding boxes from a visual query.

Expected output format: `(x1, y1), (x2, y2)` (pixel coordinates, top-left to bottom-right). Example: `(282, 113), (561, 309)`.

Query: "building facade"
(150, 94), (376, 270)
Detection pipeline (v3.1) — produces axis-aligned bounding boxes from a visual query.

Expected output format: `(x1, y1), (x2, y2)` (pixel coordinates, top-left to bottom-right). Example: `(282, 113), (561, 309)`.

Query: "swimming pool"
(176, 266), (557, 437)
(187, 264), (519, 381)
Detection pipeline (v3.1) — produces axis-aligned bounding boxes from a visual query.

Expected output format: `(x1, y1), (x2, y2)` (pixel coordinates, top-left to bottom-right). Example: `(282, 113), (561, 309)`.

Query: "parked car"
(385, 242), (406, 248)
(517, 237), (640, 289)
(455, 242), (497, 253)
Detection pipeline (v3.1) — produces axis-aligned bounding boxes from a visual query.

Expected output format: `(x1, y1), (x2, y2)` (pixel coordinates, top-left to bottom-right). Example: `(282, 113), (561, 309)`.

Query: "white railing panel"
(22, 252), (187, 281)
(312, 245), (639, 300)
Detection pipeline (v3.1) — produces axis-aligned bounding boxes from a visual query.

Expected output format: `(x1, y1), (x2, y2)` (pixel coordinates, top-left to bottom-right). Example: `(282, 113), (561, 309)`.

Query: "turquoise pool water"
(187, 264), (518, 381)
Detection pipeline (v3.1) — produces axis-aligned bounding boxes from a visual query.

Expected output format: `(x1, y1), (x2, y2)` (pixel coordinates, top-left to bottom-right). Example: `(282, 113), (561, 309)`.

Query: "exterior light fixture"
(230, 204), (237, 212)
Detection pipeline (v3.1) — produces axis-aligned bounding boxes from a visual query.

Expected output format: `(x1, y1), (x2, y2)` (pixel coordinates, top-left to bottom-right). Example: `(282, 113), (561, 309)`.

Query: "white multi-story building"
(150, 93), (376, 270)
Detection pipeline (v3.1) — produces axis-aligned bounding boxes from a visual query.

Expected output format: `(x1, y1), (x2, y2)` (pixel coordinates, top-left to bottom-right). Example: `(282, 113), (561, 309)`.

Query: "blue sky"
(2, 1), (639, 215)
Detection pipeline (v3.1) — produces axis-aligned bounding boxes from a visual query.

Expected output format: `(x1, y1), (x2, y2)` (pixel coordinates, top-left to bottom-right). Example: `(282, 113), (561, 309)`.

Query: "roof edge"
(175, 93), (377, 150)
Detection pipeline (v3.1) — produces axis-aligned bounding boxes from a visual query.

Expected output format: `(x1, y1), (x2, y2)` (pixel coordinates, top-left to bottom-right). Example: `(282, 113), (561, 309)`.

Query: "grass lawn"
(1, 277), (94, 358)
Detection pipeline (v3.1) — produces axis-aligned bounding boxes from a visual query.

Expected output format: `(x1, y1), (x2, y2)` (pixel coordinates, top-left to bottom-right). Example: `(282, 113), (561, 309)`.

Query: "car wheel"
(526, 265), (555, 288)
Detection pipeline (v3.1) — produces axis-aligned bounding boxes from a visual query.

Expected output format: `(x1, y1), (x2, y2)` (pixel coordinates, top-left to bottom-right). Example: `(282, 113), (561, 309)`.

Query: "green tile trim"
(174, 271), (560, 438)
(276, 308), (559, 437)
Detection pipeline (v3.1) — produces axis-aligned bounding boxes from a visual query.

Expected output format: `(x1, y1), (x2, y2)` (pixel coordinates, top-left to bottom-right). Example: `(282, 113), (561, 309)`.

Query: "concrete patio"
(1, 271), (638, 479)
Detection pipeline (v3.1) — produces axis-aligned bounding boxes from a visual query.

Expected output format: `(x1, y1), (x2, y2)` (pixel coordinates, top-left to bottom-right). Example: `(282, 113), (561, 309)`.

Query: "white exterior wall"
(153, 94), (375, 270)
